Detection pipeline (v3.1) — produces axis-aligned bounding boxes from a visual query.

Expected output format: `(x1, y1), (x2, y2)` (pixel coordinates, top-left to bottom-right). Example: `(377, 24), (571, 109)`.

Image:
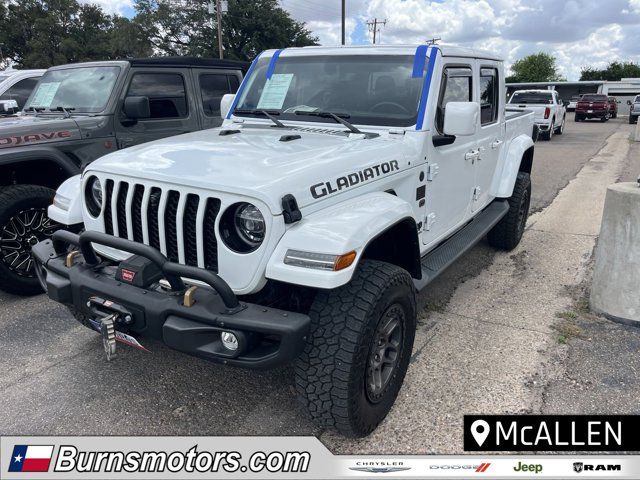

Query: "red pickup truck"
(575, 94), (610, 122)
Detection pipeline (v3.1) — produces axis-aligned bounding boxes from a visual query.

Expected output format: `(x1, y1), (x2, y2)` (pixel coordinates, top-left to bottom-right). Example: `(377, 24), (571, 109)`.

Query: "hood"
(0, 114), (82, 149)
(87, 125), (416, 214)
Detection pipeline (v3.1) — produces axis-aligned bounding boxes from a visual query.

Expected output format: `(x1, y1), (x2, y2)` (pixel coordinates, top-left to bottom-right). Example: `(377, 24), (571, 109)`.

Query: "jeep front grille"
(103, 181), (220, 272)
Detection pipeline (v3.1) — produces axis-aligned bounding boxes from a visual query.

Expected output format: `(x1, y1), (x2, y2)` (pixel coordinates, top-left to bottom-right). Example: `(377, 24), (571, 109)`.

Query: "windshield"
(234, 55), (425, 127)
(509, 92), (553, 104)
(580, 94), (607, 102)
(24, 66), (120, 113)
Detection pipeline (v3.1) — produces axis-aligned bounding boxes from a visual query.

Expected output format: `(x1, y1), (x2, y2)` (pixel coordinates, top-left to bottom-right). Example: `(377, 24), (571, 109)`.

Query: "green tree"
(580, 61), (640, 81)
(0, 0), (152, 69)
(506, 52), (564, 83)
(134, 0), (318, 61)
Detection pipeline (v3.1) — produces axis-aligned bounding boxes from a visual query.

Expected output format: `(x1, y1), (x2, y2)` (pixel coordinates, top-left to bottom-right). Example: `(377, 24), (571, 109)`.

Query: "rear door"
(193, 68), (242, 129)
(114, 68), (199, 149)
(473, 62), (503, 212)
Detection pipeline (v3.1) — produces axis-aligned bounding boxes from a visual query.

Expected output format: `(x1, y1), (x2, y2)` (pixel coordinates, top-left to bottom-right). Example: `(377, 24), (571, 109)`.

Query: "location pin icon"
(471, 420), (490, 447)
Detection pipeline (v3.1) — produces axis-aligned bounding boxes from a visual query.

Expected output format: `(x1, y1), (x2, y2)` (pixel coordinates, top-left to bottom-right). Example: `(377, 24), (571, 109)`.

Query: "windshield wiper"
(234, 109), (286, 128)
(24, 106), (46, 112)
(50, 106), (76, 118)
(294, 110), (363, 134)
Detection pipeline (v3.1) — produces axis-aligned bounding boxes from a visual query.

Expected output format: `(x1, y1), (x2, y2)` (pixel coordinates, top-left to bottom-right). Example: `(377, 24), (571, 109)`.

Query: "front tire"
(0, 185), (59, 295)
(295, 260), (416, 437)
(488, 172), (531, 251)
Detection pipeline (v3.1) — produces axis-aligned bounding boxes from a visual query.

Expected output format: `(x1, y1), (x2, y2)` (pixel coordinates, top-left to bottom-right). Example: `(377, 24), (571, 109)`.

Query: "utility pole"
(367, 18), (387, 44)
(425, 36), (441, 45)
(216, 0), (224, 59)
(341, 0), (346, 45)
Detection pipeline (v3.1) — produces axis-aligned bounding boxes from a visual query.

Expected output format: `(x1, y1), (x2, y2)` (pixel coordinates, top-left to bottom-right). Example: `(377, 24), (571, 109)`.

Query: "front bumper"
(32, 230), (310, 369)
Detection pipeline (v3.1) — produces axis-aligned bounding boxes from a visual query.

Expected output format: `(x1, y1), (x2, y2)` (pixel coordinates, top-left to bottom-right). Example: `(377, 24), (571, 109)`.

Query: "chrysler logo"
(349, 466), (412, 473)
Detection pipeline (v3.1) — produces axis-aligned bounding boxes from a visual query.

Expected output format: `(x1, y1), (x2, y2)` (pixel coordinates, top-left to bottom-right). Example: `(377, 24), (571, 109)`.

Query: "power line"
(366, 18), (386, 44)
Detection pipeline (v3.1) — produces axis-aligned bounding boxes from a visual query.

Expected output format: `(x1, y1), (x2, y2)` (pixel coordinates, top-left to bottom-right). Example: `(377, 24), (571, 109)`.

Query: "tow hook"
(100, 314), (117, 361)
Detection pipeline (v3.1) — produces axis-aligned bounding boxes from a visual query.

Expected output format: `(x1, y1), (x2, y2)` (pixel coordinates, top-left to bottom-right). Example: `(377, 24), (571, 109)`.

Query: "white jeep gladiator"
(508, 89), (566, 140)
(34, 45), (535, 437)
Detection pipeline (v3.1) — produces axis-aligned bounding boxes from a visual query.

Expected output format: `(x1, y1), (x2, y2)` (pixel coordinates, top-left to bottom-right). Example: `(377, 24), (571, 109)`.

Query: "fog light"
(221, 331), (239, 351)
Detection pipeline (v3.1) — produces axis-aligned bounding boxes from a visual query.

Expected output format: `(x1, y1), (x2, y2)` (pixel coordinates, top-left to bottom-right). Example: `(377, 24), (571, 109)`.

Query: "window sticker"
(29, 82), (61, 108)
(257, 74), (294, 110)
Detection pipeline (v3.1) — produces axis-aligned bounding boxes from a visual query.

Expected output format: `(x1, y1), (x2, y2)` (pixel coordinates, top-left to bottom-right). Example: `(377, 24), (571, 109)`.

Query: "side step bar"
(414, 200), (510, 291)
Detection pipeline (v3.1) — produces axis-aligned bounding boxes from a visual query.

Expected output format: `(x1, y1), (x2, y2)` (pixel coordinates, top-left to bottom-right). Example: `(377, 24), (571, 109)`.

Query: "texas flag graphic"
(8, 445), (54, 472)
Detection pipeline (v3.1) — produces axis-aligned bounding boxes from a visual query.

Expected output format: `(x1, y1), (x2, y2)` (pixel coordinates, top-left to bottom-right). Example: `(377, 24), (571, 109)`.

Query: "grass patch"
(555, 311), (578, 320)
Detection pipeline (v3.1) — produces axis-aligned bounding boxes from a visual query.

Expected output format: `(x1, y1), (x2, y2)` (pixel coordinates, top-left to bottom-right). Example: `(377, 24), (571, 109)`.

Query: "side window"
(0, 77), (39, 109)
(127, 73), (188, 119)
(436, 66), (472, 133)
(199, 74), (240, 117)
(479, 68), (499, 125)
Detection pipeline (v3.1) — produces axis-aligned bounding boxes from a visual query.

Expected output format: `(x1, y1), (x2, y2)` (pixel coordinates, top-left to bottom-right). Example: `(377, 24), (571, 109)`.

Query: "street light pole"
(216, 0), (224, 59)
(341, 0), (346, 45)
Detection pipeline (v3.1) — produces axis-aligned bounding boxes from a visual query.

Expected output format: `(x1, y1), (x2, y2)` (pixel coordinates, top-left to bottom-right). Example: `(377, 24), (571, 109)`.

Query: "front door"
(115, 68), (199, 149)
(423, 64), (478, 246)
(473, 62), (503, 211)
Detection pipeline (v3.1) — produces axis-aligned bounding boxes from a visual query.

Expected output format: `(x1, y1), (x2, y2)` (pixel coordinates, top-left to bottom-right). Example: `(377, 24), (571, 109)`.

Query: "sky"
(87, 0), (640, 81)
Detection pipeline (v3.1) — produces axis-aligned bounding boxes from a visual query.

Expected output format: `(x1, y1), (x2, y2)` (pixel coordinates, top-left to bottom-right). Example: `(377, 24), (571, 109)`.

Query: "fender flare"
(490, 133), (534, 198)
(0, 146), (81, 178)
(266, 192), (416, 289)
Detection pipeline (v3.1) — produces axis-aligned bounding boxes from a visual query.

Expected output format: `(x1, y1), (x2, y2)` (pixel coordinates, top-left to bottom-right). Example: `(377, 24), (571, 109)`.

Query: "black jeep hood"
(0, 115), (82, 149)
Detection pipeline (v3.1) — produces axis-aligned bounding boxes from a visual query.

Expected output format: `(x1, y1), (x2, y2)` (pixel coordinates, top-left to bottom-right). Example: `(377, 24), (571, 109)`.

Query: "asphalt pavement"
(0, 114), (635, 452)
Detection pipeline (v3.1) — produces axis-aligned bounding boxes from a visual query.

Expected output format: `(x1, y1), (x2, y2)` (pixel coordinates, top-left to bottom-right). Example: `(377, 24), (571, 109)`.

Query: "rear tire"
(554, 115), (565, 134)
(295, 260), (416, 437)
(488, 172), (531, 251)
(575, 114), (583, 122)
(0, 185), (59, 295)
(630, 115), (637, 125)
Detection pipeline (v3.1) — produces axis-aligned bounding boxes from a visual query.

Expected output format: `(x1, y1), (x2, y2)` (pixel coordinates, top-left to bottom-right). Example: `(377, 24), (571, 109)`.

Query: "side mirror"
(0, 99), (19, 114)
(123, 96), (150, 119)
(443, 102), (479, 137)
(563, 101), (570, 107)
(220, 94), (235, 119)
(628, 100), (633, 106)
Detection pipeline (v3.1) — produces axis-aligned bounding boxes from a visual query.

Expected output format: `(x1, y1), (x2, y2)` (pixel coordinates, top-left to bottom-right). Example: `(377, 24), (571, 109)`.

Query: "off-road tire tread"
(0, 184), (56, 295)
(294, 260), (415, 437)
(487, 172), (531, 251)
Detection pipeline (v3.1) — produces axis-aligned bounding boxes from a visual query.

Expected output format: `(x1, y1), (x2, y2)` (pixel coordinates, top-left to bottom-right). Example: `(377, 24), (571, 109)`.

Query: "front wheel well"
(360, 218), (421, 279)
(0, 160), (69, 189)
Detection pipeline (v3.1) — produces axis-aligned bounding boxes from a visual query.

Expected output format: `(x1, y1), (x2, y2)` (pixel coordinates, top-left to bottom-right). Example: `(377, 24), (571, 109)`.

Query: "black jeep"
(0, 57), (247, 295)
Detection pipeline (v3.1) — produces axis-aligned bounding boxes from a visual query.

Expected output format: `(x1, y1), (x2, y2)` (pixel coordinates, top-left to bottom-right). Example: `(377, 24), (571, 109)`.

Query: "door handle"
(465, 149), (480, 163)
(491, 139), (504, 149)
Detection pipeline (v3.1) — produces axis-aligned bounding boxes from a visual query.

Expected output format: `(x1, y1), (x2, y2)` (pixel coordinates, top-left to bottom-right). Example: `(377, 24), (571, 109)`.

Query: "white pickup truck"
(508, 89), (567, 140)
(35, 45), (535, 437)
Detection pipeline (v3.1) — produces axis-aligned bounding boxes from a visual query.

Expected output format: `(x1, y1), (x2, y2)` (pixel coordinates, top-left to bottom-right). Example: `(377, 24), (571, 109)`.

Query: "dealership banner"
(1, 436), (639, 479)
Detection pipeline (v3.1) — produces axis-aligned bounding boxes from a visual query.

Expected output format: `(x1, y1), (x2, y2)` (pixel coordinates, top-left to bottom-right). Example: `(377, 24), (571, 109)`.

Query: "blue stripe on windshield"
(412, 45), (428, 78)
(266, 49), (284, 79)
(415, 46), (439, 131)
(226, 53), (262, 119)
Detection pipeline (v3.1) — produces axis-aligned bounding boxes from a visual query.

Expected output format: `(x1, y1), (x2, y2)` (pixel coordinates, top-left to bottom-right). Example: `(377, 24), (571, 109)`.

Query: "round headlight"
(219, 202), (266, 253)
(85, 176), (102, 217)
(234, 203), (265, 245)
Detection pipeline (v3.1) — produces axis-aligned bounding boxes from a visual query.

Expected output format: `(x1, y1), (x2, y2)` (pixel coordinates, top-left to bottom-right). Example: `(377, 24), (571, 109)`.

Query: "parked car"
(575, 94), (610, 122)
(607, 96), (618, 119)
(35, 44), (536, 437)
(508, 89), (566, 140)
(0, 57), (247, 295)
(567, 95), (581, 111)
(0, 69), (45, 114)
(629, 95), (640, 124)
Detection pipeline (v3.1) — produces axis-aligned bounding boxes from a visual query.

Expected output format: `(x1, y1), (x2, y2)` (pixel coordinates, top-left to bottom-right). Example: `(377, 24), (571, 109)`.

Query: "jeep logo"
(310, 160), (400, 199)
(0, 131), (72, 147)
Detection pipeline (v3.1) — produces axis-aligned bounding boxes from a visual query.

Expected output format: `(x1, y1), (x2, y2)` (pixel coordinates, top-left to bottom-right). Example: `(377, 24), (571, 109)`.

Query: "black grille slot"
(116, 182), (129, 239)
(183, 194), (200, 267)
(147, 187), (161, 250)
(131, 184), (145, 243)
(164, 190), (180, 262)
(104, 180), (114, 235)
(203, 198), (221, 272)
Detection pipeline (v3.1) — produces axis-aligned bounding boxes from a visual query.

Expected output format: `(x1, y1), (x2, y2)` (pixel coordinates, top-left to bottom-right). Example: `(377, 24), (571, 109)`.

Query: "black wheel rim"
(0, 208), (58, 278)
(366, 304), (405, 403)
